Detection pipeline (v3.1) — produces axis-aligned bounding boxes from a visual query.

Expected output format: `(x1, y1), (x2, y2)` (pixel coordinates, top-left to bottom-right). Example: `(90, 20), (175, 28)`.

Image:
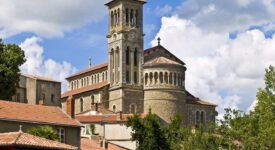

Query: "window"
(102, 72), (105, 81)
(130, 9), (133, 25)
(196, 111), (200, 124)
(80, 98), (84, 112)
(134, 48), (138, 66)
(57, 128), (65, 143)
(51, 94), (55, 102)
(201, 111), (205, 124)
(126, 70), (130, 83)
(134, 72), (138, 84)
(111, 11), (114, 26)
(117, 8), (120, 24)
(126, 47), (130, 65)
(135, 10), (138, 27)
(126, 8), (129, 25)
(91, 95), (95, 105)
(159, 72), (164, 84)
(130, 104), (136, 114)
(113, 105), (116, 112)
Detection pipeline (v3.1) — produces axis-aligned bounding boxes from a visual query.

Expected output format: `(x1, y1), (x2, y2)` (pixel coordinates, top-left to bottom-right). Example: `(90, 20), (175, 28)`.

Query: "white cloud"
(155, 5), (173, 16)
(152, 16), (275, 116)
(20, 36), (77, 91)
(175, 0), (275, 33)
(0, 0), (108, 38)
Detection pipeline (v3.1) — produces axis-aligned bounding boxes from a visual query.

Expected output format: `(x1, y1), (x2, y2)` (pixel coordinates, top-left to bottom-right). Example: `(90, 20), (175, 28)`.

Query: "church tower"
(105, 0), (146, 114)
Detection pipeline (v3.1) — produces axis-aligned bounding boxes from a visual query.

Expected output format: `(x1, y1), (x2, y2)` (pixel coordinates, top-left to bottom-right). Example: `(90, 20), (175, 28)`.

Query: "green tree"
(0, 39), (25, 100)
(27, 126), (60, 141)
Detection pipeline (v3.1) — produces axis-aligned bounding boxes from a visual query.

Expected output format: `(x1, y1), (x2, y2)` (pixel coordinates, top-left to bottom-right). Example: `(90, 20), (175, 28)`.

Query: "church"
(61, 0), (216, 125)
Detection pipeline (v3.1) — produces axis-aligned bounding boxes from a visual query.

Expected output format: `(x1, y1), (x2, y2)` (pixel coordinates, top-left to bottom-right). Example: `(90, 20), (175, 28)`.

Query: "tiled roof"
(81, 138), (127, 150)
(186, 91), (217, 106)
(76, 114), (146, 124)
(144, 56), (183, 65)
(0, 100), (81, 127)
(0, 131), (77, 150)
(144, 45), (185, 65)
(66, 63), (108, 80)
(61, 81), (109, 98)
(22, 74), (61, 83)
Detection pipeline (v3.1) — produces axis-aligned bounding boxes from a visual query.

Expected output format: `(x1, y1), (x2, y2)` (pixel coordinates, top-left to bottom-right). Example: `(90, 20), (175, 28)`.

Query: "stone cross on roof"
(157, 37), (161, 46)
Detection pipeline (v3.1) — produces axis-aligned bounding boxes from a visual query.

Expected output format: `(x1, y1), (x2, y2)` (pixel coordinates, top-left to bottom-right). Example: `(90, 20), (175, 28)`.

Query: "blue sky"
(1, 0), (275, 116)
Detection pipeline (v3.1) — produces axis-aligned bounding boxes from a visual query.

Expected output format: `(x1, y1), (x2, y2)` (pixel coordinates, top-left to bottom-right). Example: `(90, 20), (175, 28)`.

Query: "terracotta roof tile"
(0, 131), (77, 150)
(22, 74), (61, 83)
(81, 138), (103, 150)
(61, 81), (109, 98)
(186, 91), (217, 106)
(66, 63), (108, 80)
(0, 100), (81, 127)
(144, 56), (182, 65)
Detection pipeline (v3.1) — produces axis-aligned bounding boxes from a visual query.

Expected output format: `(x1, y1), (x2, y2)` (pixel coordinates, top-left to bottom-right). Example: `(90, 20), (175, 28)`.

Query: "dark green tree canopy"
(27, 126), (60, 141)
(0, 39), (25, 100)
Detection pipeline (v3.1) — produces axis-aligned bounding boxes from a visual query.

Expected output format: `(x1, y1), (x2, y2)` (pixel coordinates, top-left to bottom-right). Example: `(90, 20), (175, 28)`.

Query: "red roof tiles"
(61, 81), (109, 98)
(0, 131), (77, 150)
(66, 63), (108, 80)
(0, 100), (81, 127)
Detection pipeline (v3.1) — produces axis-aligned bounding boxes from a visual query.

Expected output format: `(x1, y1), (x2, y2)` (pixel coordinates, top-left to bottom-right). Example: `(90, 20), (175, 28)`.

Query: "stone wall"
(187, 104), (216, 125)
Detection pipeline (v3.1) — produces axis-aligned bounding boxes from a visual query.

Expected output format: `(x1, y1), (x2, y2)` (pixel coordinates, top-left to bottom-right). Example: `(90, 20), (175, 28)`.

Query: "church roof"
(105, 0), (146, 6)
(0, 100), (81, 127)
(144, 56), (183, 66)
(66, 63), (108, 80)
(0, 131), (77, 150)
(22, 74), (61, 83)
(144, 45), (185, 65)
(61, 81), (109, 98)
(186, 91), (217, 106)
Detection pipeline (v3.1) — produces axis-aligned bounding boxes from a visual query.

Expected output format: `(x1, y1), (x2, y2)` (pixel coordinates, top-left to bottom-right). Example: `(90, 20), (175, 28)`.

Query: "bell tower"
(106, 0), (145, 114)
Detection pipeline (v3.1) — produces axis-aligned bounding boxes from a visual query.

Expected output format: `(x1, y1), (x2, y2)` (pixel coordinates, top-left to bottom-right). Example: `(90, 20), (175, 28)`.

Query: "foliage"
(127, 65), (275, 150)
(27, 126), (60, 141)
(0, 39), (25, 100)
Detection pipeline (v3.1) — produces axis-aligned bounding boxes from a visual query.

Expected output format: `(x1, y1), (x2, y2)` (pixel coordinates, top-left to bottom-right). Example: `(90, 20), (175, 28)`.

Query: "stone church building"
(61, 0), (216, 125)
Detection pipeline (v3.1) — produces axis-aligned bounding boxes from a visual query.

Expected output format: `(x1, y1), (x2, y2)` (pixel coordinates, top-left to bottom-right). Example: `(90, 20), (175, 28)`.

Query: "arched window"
(91, 95), (95, 106)
(164, 72), (168, 84)
(130, 103), (136, 114)
(117, 8), (120, 24)
(126, 47), (130, 65)
(102, 72), (105, 81)
(116, 47), (120, 67)
(126, 70), (130, 83)
(145, 73), (148, 85)
(87, 77), (89, 85)
(111, 11), (114, 26)
(130, 9), (134, 25)
(169, 72), (173, 84)
(114, 10), (117, 25)
(135, 10), (138, 27)
(134, 48), (138, 66)
(178, 74), (181, 86)
(159, 72), (164, 84)
(80, 98), (84, 112)
(126, 8), (129, 25)
(81, 79), (84, 87)
(154, 72), (158, 84)
(71, 82), (74, 90)
(196, 111), (200, 124)
(91, 76), (94, 84)
(174, 73), (177, 85)
(149, 72), (153, 84)
(113, 105), (116, 112)
(134, 72), (138, 84)
(201, 111), (205, 124)
(97, 74), (99, 83)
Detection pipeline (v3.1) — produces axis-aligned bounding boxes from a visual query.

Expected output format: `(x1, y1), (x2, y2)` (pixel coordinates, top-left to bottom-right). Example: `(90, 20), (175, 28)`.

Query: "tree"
(0, 39), (25, 100)
(27, 126), (60, 141)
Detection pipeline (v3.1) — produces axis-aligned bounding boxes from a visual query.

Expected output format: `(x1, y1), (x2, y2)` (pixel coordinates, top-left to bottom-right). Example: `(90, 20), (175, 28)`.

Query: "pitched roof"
(144, 56), (183, 66)
(0, 131), (77, 150)
(76, 114), (146, 124)
(186, 91), (217, 106)
(66, 63), (108, 80)
(61, 81), (109, 98)
(22, 74), (61, 83)
(144, 45), (185, 65)
(81, 138), (127, 150)
(0, 100), (81, 127)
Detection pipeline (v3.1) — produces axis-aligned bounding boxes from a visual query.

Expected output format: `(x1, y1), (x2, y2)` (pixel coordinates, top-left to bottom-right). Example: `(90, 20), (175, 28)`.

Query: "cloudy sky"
(1, 0), (275, 117)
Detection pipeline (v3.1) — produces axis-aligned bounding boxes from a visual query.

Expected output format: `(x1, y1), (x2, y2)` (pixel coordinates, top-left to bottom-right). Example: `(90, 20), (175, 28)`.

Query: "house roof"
(144, 56), (183, 66)
(66, 63), (108, 80)
(61, 81), (109, 98)
(0, 100), (81, 127)
(81, 138), (127, 150)
(22, 74), (61, 83)
(186, 91), (217, 106)
(76, 114), (146, 124)
(144, 45), (185, 65)
(0, 131), (77, 150)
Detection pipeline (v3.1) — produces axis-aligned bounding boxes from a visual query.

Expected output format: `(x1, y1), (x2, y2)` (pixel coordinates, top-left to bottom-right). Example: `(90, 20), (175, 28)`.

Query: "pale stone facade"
(12, 74), (61, 107)
(61, 0), (216, 125)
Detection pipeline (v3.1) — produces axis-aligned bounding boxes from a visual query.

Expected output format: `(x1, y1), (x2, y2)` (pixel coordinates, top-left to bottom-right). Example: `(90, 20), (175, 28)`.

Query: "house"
(0, 100), (81, 148)
(0, 131), (78, 150)
(11, 74), (61, 107)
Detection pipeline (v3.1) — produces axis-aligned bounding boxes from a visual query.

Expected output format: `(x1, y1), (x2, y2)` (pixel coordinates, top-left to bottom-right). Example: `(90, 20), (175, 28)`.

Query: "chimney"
(66, 96), (75, 119)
